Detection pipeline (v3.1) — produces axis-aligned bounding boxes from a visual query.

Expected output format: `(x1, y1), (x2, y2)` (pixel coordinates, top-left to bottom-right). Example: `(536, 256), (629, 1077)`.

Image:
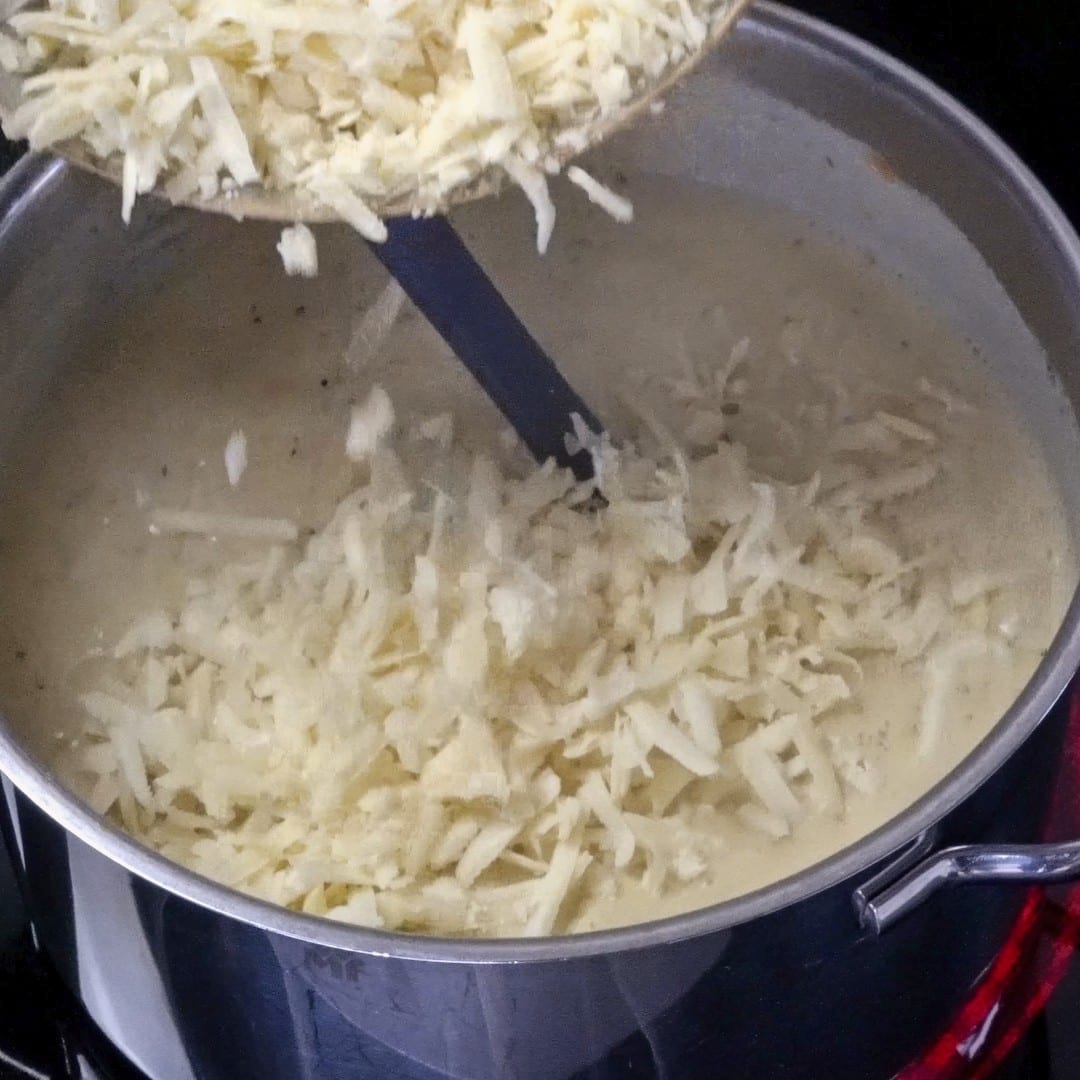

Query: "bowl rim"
(1, 0), (1079, 963)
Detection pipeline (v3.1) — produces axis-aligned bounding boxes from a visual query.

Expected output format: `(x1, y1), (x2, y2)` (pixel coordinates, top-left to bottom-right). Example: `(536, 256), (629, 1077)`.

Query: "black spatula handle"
(368, 216), (601, 480)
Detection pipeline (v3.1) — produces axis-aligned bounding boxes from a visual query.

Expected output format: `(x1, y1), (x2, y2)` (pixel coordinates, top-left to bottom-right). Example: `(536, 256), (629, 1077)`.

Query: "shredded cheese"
(224, 429), (248, 487)
(72, 344), (1007, 936)
(147, 508), (297, 541)
(276, 224), (318, 278)
(345, 385), (395, 461)
(346, 279), (407, 370)
(566, 166), (634, 224)
(1, 0), (734, 252)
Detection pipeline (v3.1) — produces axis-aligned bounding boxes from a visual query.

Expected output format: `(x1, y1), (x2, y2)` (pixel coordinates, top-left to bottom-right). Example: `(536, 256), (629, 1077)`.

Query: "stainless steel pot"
(2, 5), (1080, 1078)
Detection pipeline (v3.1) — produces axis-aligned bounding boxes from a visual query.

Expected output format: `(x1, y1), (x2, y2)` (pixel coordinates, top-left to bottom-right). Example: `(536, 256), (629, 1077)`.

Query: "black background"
(799, 0), (1080, 223)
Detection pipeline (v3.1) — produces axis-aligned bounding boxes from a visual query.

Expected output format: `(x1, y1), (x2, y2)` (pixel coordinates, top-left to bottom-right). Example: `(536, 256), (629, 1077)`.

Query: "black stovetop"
(1, 2), (1080, 1077)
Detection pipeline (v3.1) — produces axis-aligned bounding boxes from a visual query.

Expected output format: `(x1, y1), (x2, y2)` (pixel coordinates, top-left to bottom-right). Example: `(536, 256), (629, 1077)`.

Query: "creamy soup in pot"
(0, 174), (1073, 936)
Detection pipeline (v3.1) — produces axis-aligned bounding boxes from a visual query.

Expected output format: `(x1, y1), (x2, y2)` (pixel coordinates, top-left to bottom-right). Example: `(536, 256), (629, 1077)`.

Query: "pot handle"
(854, 830), (1080, 934)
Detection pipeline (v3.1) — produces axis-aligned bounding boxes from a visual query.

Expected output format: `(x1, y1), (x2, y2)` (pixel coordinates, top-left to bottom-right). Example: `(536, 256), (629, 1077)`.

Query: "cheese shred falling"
(0, 0), (739, 252)
(70, 347), (1003, 937)
(276, 224), (318, 278)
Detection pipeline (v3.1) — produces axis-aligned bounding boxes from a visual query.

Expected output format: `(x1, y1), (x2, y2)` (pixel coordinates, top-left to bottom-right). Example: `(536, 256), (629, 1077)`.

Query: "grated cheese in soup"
(0, 182), (1070, 937)
(67, 344), (1029, 936)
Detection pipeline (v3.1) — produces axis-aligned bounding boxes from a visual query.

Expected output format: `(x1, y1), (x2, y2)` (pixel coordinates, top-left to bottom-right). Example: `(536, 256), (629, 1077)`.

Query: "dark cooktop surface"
(1, 2), (1079, 1077)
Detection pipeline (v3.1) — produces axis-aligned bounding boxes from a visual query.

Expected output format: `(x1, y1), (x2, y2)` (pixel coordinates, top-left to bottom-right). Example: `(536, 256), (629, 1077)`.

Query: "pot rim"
(1, 0), (1079, 964)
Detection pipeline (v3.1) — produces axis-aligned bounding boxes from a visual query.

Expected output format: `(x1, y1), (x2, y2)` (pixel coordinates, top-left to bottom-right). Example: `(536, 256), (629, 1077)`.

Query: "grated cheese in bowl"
(68, 343), (1010, 938)
(0, 0), (740, 257)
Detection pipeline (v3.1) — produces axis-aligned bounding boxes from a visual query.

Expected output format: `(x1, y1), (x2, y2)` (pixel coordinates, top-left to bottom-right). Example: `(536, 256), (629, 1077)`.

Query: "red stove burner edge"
(898, 688), (1080, 1080)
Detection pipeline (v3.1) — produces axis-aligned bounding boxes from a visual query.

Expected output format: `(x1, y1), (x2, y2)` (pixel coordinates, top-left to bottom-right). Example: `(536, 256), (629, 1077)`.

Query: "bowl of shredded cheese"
(0, 0), (749, 247)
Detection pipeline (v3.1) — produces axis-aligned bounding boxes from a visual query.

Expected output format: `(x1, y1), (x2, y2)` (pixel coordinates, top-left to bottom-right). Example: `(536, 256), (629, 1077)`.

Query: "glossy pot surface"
(1, 4), (1080, 1078)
